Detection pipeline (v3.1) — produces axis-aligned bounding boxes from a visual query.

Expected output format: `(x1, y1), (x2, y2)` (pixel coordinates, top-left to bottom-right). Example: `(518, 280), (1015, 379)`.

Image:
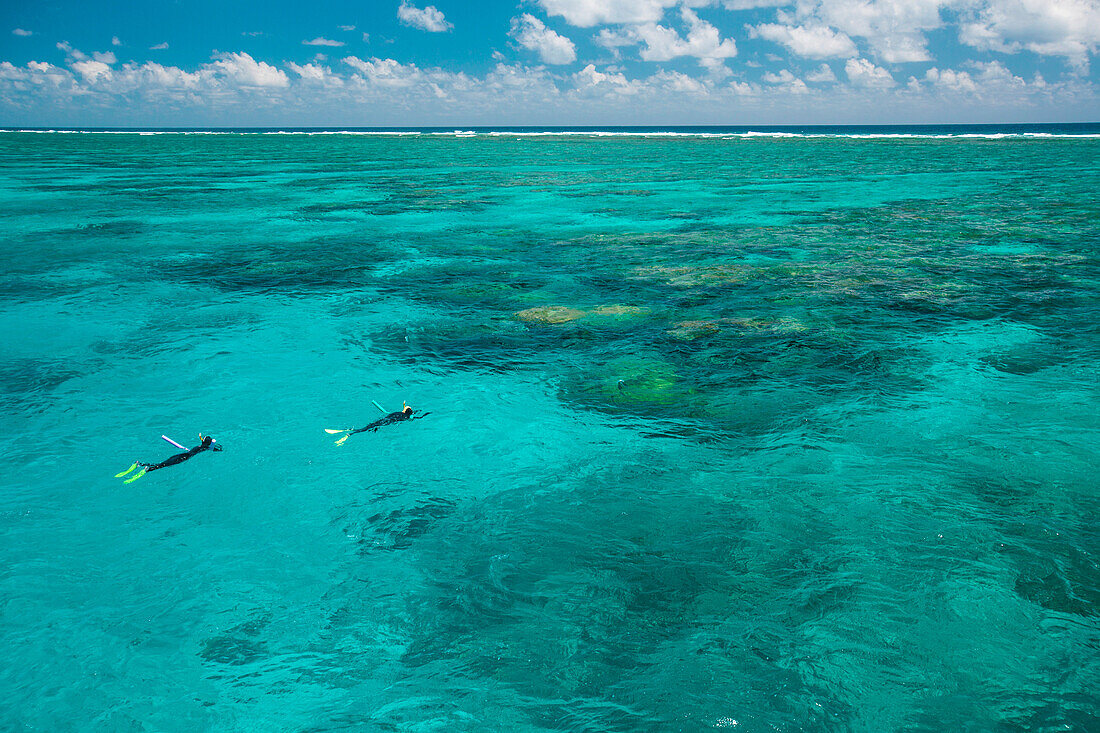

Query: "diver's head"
(402, 405), (413, 415)
(200, 434), (223, 451)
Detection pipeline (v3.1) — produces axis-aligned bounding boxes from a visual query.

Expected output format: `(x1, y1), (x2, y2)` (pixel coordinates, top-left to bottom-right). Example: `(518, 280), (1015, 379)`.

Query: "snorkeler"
(326, 402), (425, 445)
(115, 434), (223, 484)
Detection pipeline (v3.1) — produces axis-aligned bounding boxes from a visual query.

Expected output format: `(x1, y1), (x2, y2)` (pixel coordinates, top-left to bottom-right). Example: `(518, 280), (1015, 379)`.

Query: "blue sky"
(1, 0), (1098, 126)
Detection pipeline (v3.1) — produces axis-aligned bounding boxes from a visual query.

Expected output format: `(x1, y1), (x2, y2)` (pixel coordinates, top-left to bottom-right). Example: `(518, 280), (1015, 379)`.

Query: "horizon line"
(3, 122), (1099, 131)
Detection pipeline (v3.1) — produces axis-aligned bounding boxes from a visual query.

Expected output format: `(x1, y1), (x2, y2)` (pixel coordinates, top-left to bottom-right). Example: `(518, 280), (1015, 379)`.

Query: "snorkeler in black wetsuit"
(326, 403), (426, 444)
(115, 435), (222, 483)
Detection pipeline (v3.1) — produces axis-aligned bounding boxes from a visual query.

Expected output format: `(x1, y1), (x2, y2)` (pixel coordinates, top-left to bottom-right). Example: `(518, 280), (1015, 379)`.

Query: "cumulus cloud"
(57, 41), (87, 61)
(13, 28), (32, 37)
(749, 22), (857, 58)
(573, 63), (640, 95)
(0, 60), (72, 89)
(209, 52), (289, 87)
(303, 37), (345, 47)
(646, 9), (738, 61)
(287, 62), (343, 86)
(649, 69), (709, 93)
(122, 62), (203, 90)
(763, 69), (794, 83)
(805, 63), (837, 82)
(921, 66), (978, 92)
(398, 1), (453, 32)
(597, 7), (737, 65)
(150, 42), (169, 50)
(1, 40), (1094, 126)
(510, 14), (577, 64)
(538, 0), (684, 27)
(762, 68), (810, 92)
(845, 57), (895, 88)
(93, 51), (117, 64)
(912, 60), (1029, 95)
(723, 0), (788, 8)
(72, 59), (113, 83)
(781, 0), (942, 63)
(959, 0), (1100, 70)
(344, 56), (425, 88)
(339, 25), (356, 32)
(112, 36), (121, 46)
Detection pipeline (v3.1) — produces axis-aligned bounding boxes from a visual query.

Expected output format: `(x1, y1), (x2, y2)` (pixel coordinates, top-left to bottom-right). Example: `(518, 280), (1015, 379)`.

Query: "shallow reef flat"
(0, 132), (1097, 732)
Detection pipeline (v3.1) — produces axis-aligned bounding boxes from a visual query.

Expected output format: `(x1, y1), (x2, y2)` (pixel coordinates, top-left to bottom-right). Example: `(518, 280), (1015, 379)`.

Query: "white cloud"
(397, 1), (453, 32)
(845, 57), (895, 87)
(287, 62), (343, 87)
(972, 60), (1028, 86)
(72, 60), (113, 83)
(57, 41), (87, 61)
(303, 37), (345, 47)
(762, 68), (810, 92)
(93, 51), (117, 64)
(649, 69), (709, 93)
(540, 0), (721, 27)
(484, 62), (556, 92)
(573, 63), (640, 95)
(2, 39), (1095, 126)
(539, 0), (681, 27)
(510, 14), (577, 64)
(723, 0), (788, 8)
(1, 60), (73, 89)
(959, 0), (1100, 70)
(112, 36), (121, 46)
(700, 57), (734, 77)
(13, 28), (32, 37)
(344, 56), (425, 88)
(749, 23), (858, 58)
(602, 7), (738, 64)
(914, 60), (1029, 94)
(122, 62), (203, 90)
(788, 0), (943, 63)
(209, 52), (289, 87)
(595, 28), (637, 53)
(339, 25), (356, 32)
(805, 62), (837, 82)
(150, 42), (169, 50)
(922, 66), (978, 92)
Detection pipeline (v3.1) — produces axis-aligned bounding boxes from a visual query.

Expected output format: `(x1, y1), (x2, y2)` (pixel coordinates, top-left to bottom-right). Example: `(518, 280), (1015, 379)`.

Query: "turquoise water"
(1, 130), (1098, 731)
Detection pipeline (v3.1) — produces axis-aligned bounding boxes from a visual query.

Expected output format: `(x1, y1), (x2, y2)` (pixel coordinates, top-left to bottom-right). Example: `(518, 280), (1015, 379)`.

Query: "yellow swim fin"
(334, 434), (349, 445)
(115, 462), (138, 478)
(324, 428), (348, 434)
(123, 468), (147, 484)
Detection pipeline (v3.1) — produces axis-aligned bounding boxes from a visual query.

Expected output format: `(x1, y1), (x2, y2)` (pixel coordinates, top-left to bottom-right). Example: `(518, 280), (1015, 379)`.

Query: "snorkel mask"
(199, 433), (224, 451)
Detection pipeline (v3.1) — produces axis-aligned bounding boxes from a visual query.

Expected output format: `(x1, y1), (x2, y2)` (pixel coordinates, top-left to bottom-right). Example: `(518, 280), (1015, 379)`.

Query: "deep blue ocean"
(1, 126), (1098, 731)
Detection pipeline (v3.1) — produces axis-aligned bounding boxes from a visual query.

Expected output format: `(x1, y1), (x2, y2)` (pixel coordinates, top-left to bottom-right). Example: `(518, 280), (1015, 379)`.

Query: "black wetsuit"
(139, 436), (222, 472)
(348, 410), (416, 435)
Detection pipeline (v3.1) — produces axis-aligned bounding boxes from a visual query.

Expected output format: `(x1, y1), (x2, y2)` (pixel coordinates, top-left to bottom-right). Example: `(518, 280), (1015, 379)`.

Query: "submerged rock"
(589, 305), (646, 317)
(564, 355), (695, 410)
(667, 320), (722, 340)
(515, 306), (587, 324)
(667, 316), (810, 340)
(515, 304), (646, 325)
(632, 264), (752, 288)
